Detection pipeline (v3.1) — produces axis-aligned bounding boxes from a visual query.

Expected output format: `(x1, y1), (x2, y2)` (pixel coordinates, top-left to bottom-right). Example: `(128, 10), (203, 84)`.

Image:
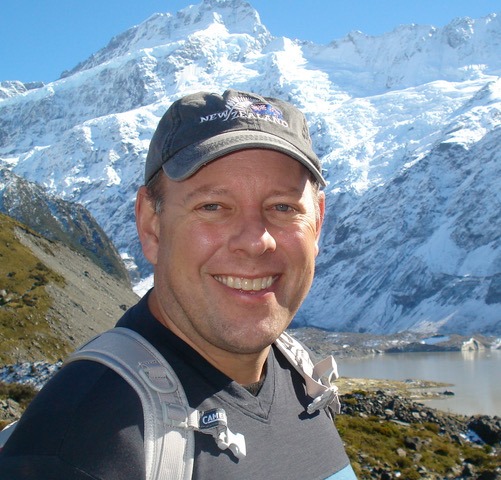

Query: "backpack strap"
(274, 331), (341, 414)
(66, 327), (245, 480)
(67, 327), (193, 480)
(0, 420), (18, 452)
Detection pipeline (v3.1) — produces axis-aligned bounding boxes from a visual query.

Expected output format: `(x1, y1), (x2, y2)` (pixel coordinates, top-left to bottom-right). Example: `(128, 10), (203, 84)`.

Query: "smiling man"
(0, 89), (356, 479)
(138, 149), (323, 383)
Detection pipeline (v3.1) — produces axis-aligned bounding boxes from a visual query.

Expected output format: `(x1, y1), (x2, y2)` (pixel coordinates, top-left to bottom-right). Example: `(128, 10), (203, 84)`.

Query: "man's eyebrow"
(182, 184), (307, 203)
(182, 185), (229, 203)
(269, 186), (305, 196)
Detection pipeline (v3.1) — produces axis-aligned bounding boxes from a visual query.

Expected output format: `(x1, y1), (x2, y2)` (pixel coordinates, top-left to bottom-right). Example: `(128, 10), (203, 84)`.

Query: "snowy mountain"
(0, 0), (500, 334)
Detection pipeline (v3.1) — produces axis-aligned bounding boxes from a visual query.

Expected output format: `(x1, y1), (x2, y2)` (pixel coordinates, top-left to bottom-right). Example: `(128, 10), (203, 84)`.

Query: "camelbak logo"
(200, 94), (289, 128)
(199, 408), (228, 429)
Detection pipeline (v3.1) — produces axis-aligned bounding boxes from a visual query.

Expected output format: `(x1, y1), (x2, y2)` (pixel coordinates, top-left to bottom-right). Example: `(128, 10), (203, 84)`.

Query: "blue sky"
(1, 0), (500, 83)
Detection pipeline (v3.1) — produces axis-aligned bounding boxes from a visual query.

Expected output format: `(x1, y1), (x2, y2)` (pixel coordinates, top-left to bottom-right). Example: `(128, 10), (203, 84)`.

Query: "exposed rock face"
(468, 416), (501, 445)
(0, 399), (22, 424)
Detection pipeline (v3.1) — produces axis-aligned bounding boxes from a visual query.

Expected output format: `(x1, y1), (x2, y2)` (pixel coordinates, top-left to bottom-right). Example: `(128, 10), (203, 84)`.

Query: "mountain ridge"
(0, 168), (130, 282)
(61, 0), (270, 79)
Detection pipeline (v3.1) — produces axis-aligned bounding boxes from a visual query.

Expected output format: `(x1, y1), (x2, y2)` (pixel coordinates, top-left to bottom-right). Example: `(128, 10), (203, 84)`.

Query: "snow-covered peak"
(62, 0), (269, 79)
(306, 12), (500, 96)
(0, 80), (45, 100)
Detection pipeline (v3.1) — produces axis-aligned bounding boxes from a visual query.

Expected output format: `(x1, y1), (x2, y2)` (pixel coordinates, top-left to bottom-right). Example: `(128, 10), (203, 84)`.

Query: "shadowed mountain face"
(0, 168), (129, 283)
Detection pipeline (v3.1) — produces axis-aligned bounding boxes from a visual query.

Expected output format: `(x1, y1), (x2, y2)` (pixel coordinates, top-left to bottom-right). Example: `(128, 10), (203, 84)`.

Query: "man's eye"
(275, 204), (293, 212)
(201, 204), (220, 211)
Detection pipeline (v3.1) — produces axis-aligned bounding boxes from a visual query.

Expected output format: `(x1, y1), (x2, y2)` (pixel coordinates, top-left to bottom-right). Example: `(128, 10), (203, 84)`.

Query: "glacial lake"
(337, 349), (501, 417)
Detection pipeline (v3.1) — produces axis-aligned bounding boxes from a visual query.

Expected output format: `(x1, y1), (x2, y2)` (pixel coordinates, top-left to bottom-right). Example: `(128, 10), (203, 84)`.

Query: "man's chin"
(216, 324), (288, 355)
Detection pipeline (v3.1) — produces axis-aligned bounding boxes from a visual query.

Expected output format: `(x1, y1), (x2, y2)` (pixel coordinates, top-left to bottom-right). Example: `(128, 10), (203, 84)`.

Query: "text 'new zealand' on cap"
(144, 89), (326, 186)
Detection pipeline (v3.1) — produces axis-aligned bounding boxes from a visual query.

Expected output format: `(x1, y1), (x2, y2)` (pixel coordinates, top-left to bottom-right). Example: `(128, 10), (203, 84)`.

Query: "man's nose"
(227, 211), (277, 256)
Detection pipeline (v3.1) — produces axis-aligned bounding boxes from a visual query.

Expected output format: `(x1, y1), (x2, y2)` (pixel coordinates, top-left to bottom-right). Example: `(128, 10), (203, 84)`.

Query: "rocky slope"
(337, 387), (500, 479)
(0, 213), (138, 364)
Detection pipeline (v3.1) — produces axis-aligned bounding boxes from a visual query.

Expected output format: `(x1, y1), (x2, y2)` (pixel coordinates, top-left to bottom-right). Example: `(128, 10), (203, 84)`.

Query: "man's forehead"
(181, 182), (308, 200)
(161, 155), (313, 203)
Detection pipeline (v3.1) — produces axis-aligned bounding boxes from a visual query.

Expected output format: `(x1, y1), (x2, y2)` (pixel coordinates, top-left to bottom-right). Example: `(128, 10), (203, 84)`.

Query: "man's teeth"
(214, 275), (274, 291)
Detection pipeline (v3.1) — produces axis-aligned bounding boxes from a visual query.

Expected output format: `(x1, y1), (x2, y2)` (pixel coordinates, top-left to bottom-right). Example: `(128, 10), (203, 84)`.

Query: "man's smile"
(213, 275), (276, 291)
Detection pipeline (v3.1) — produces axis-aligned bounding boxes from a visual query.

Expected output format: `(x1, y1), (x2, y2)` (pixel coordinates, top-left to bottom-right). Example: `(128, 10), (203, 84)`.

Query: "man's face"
(138, 149), (324, 357)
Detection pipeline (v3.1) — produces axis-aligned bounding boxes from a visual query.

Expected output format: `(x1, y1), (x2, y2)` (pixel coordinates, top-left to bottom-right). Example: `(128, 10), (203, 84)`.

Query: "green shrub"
(335, 413), (499, 478)
(0, 382), (37, 409)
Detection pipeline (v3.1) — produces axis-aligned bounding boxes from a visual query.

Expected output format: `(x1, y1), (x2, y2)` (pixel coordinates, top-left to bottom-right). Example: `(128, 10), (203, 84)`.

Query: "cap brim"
(162, 130), (326, 186)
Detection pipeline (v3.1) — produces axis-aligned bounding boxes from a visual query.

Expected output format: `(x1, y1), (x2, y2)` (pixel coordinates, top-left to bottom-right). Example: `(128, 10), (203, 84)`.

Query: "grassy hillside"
(0, 214), (69, 363)
(0, 212), (139, 364)
(336, 414), (498, 479)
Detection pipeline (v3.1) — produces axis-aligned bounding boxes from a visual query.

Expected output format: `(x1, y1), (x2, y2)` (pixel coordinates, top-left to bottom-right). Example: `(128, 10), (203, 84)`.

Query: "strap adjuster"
(307, 386), (341, 414)
(162, 404), (247, 460)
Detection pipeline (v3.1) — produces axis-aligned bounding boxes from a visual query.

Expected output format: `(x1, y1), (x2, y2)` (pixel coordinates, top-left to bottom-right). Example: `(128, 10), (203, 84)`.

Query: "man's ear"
(314, 190), (326, 257)
(135, 185), (160, 265)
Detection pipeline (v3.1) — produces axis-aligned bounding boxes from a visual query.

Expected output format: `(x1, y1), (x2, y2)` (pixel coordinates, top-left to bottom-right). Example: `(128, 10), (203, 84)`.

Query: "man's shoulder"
(36, 358), (137, 411)
(0, 359), (145, 477)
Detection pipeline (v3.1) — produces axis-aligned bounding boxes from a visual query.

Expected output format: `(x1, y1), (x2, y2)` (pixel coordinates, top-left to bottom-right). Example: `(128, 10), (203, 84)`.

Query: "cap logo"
(200, 94), (289, 128)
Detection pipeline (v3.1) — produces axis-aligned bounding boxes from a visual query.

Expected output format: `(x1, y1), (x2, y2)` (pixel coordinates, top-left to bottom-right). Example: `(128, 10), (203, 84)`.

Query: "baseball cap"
(144, 89), (326, 186)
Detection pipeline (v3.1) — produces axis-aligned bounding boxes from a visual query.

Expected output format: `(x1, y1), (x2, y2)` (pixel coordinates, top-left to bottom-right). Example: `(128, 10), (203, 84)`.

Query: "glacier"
(0, 0), (500, 334)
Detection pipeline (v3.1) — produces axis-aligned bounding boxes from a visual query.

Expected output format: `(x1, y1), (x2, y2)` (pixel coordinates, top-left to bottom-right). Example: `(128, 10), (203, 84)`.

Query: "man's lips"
(213, 275), (276, 291)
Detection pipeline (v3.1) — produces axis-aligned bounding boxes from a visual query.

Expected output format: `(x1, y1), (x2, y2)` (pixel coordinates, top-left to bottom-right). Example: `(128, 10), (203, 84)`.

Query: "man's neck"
(147, 291), (270, 385)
